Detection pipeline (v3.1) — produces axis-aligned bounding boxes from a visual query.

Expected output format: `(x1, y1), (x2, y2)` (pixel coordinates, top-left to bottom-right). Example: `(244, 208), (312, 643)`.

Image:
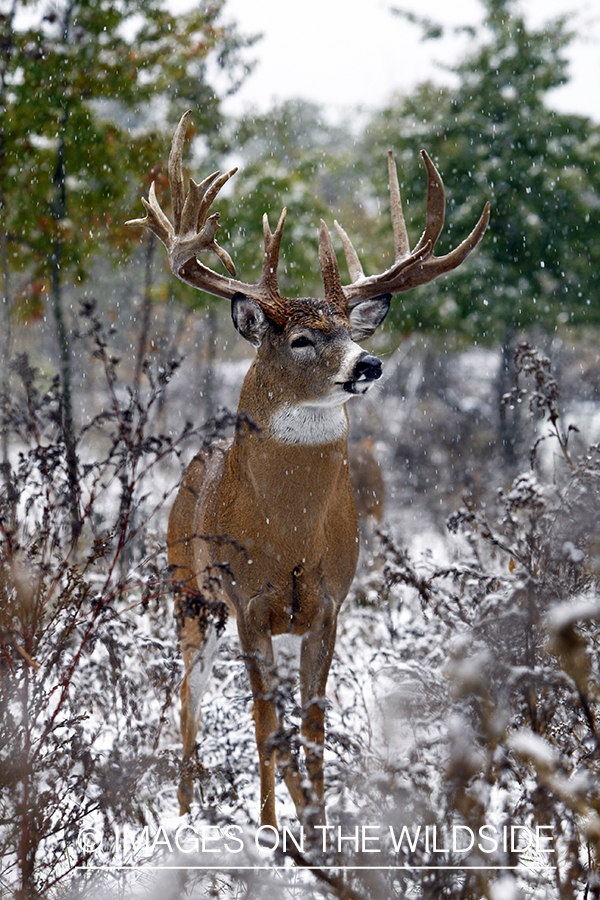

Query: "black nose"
(354, 354), (382, 382)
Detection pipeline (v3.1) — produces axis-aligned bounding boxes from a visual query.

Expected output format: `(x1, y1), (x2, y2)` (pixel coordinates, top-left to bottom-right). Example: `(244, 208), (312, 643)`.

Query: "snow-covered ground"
(5, 332), (600, 898)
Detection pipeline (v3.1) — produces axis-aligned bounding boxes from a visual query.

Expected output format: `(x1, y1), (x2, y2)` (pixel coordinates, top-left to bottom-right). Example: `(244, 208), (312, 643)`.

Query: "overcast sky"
(214, 0), (600, 124)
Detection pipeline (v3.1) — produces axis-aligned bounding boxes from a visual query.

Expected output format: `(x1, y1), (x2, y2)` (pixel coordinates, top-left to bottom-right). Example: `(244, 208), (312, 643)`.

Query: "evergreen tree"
(359, 0), (600, 340)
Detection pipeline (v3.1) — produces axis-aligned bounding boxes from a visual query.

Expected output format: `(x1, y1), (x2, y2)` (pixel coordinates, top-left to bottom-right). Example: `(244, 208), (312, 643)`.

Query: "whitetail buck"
(127, 111), (489, 828)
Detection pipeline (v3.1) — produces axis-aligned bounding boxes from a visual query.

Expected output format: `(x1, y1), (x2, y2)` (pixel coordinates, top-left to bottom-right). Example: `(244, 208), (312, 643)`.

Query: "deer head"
(127, 110), (489, 349)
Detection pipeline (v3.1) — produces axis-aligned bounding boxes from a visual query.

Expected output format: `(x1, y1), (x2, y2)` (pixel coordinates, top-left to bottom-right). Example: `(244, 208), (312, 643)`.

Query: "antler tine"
(334, 220), (365, 283)
(388, 150), (411, 261)
(342, 149), (489, 307)
(179, 171), (219, 236)
(319, 220), (345, 309)
(178, 169), (238, 276)
(260, 209), (287, 296)
(195, 169), (238, 232)
(126, 181), (174, 246)
(408, 200), (490, 285)
(413, 150), (445, 254)
(168, 110), (190, 233)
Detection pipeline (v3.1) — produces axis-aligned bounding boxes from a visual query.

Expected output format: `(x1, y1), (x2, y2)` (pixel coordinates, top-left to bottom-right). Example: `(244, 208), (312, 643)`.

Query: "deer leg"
(299, 611), (337, 827)
(238, 619), (310, 827)
(237, 625), (281, 827)
(176, 596), (219, 814)
(270, 636), (310, 815)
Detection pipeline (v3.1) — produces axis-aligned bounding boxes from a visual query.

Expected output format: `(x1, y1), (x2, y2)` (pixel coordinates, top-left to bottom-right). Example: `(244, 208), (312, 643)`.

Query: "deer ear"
(348, 294), (391, 341)
(231, 293), (269, 347)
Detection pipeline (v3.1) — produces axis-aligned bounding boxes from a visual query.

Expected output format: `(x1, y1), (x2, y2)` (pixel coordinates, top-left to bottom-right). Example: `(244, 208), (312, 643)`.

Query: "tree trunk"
(133, 231), (156, 399)
(0, 0), (17, 470)
(497, 326), (518, 473)
(1, 223), (12, 469)
(51, 104), (80, 540)
(48, 0), (81, 541)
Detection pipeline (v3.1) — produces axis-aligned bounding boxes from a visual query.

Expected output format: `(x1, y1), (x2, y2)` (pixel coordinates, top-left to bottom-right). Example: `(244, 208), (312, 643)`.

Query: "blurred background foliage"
(2, 0), (599, 367)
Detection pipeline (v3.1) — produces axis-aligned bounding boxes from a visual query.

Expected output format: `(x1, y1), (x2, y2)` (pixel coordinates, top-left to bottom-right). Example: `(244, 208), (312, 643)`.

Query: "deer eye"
(290, 335), (313, 349)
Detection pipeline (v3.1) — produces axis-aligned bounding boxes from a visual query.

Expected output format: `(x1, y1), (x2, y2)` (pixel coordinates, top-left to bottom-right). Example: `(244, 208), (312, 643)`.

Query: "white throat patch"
(270, 403), (348, 445)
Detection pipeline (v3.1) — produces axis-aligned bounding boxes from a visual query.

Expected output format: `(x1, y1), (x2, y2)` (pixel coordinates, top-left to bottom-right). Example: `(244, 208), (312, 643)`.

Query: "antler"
(334, 150), (490, 307)
(126, 111), (293, 323)
(128, 112), (489, 320)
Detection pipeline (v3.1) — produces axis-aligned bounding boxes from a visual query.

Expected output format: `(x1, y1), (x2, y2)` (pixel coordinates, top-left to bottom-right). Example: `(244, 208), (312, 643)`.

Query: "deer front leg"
(299, 608), (337, 828)
(176, 595), (220, 814)
(237, 613), (311, 826)
(237, 622), (281, 827)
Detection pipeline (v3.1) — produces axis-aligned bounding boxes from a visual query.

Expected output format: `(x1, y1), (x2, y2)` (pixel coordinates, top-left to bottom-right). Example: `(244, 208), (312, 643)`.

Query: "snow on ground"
(12, 334), (600, 897)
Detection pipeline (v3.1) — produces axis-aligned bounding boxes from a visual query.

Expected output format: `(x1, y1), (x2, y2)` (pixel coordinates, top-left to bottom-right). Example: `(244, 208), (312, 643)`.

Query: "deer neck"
(238, 357), (349, 446)
(231, 359), (351, 500)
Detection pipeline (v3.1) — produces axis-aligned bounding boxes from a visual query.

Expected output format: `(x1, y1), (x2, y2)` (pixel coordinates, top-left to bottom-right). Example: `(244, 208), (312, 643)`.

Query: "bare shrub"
(355, 342), (600, 899)
(0, 302), (192, 899)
